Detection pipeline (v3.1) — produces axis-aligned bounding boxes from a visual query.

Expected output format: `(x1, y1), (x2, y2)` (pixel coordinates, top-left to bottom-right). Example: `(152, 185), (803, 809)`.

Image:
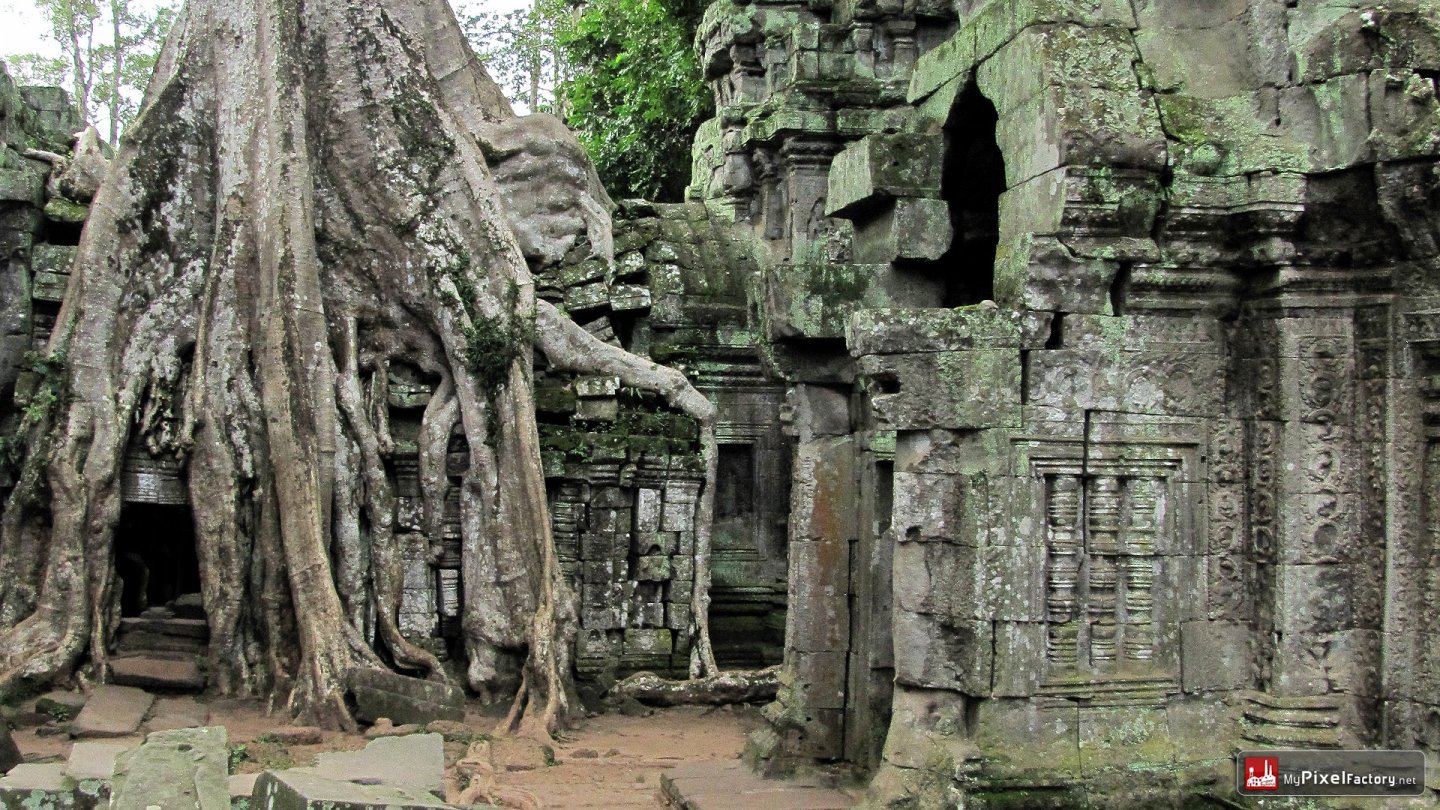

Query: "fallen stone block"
(263, 727), (323, 746)
(0, 763), (74, 810)
(289, 733), (445, 796)
(69, 686), (154, 739)
(110, 726), (229, 810)
(229, 773), (258, 810)
(64, 741), (129, 782)
(346, 669), (463, 726)
(250, 770), (452, 810)
(64, 742), (130, 810)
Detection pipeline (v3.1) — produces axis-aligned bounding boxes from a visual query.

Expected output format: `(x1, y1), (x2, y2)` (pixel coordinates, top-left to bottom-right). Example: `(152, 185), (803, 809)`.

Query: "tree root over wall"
(0, 0), (719, 738)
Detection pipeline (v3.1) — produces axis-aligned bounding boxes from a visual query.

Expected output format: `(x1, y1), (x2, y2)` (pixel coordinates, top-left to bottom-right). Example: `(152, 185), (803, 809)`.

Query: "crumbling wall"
(0, 64), (85, 472)
(682, 0), (1440, 804)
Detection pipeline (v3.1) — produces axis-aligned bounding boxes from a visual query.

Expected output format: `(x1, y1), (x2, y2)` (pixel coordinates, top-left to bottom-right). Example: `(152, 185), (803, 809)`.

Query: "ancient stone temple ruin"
(0, 0), (1439, 806)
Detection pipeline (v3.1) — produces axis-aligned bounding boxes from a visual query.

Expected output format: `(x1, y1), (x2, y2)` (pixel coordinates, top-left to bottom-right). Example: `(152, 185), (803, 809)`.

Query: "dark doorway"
(114, 504), (200, 617)
(709, 440), (788, 669)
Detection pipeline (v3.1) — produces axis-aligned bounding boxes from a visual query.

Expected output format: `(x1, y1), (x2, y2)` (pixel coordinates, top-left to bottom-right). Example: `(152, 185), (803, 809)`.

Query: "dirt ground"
(10, 693), (761, 809)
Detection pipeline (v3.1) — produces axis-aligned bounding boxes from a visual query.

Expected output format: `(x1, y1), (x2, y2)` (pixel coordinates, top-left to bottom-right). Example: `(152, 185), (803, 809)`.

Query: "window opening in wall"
(939, 80), (1005, 307)
(716, 443), (755, 523)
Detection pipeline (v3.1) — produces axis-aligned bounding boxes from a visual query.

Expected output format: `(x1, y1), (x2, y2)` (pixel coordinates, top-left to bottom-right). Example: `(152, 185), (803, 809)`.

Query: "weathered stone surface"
(250, 771), (451, 810)
(293, 734), (445, 796)
(852, 198), (952, 264)
(825, 134), (944, 217)
(110, 656), (205, 691)
(346, 669), (464, 726)
(64, 742), (130, 783)
(110, 727), (228, 810)
(0, 763), (74, 810)
(69, 686), (154, 739)
(859, 350), (1022, 430)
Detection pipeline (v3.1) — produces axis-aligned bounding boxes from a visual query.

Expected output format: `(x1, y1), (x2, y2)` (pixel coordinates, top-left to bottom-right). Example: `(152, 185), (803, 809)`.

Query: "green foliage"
(555, 0), (712, 201)
(444, 255), (536, 396)
(38, 700), (76, 721)
(460, 0), (712, 201)
(0, 349), (66, 470)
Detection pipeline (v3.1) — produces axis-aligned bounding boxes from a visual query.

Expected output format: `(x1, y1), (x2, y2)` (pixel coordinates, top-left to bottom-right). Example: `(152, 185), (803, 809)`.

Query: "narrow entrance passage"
(115, 503), (200, 617)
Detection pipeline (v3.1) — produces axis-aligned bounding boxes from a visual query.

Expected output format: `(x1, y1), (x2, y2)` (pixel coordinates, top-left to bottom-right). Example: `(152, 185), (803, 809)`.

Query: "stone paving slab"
(660, 762), (855, 810)
(146, 695), (211, 733)
(69, 686), (154, 739)
(347, 669), (463, 726)
(230, 773), (258, 810)
(0, 763), (74, 810)
(250, 771), (452, 810)
(290, 733), (445, 796)
(64, 742), (130, 781)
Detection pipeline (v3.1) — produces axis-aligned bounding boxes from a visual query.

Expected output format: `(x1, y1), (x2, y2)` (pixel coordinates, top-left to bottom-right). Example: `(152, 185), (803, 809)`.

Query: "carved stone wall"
(679, 0), (1440, 804)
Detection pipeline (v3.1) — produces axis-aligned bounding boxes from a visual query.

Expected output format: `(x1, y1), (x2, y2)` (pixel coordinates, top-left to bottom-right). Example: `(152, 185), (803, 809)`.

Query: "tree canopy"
(462, 0), (712, 201)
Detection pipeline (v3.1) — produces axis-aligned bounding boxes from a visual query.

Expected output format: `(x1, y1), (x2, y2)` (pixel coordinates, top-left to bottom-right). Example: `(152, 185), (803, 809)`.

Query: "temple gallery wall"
(0, 0), (1438, 806)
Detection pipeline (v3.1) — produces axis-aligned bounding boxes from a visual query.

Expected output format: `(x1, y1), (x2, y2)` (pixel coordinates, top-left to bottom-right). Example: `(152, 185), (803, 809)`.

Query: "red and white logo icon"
(1244, 756), (1279, 791)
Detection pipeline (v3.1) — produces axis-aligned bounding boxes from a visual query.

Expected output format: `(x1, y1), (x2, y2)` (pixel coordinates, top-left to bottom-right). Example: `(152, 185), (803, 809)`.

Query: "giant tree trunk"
(0, 0), (717, 736)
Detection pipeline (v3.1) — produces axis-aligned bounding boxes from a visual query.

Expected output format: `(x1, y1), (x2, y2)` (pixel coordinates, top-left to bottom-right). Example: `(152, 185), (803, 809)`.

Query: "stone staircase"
(110, 596), (208, 692)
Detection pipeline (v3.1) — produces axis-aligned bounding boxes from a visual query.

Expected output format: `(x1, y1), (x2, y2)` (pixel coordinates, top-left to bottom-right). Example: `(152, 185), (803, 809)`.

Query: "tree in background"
(558, 0), (711, 201)
(460, 0), (568, 115)
(3, 0), (175, 142)
(464, 0), (712, 202)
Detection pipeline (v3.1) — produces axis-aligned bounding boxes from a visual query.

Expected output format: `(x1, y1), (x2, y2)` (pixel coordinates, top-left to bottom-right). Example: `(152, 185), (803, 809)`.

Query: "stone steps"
(69, 685), (155, 739)
(111, 600), (210, 693)
(117, 616), (209, 641)
(110, 655), (206, 692)
(115, 629), (207, 655)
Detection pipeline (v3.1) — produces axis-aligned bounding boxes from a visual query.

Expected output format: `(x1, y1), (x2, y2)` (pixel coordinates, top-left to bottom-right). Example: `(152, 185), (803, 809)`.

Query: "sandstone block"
(69, 686), (154, 739)
(826, 134), (943, 218)
(250, 771), (450, 810)
(347, 669), (464, 727)
(111, 727), (228, 810)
